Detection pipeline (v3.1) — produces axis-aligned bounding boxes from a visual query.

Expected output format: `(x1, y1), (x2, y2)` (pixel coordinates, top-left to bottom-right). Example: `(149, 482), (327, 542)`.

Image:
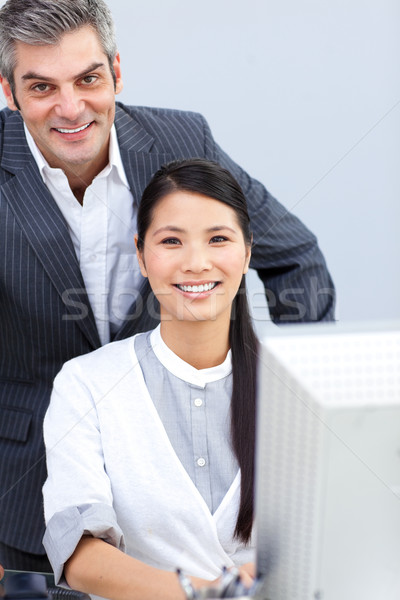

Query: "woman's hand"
(190, 562), (255, 595)
(236, 562), (255, 587)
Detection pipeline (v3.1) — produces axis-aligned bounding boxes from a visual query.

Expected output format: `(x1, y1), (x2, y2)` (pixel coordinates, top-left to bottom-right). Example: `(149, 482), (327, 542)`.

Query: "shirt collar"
(150, 325), (232, 388)
(108, 123), (130, 188)
(24, 122), (130, 189)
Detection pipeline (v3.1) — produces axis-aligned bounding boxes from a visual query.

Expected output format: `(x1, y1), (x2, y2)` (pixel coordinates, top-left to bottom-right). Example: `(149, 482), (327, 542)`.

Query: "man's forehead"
(13, 27), (107, 79)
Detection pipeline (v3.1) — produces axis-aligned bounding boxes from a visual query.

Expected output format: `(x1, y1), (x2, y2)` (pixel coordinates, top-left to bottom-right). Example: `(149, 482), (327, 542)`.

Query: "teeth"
(177, 282), (217, 293)
(55, 123), (91, 134)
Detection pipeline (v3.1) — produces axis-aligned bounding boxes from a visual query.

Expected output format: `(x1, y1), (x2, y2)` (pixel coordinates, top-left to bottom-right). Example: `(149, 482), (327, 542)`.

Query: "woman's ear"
(134, 234), (147, 277)
(243, 241), (252, 275)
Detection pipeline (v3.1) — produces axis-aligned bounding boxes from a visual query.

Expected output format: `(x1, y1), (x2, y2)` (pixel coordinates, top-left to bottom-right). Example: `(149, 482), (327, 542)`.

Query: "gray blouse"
(134, 330), (238, 514)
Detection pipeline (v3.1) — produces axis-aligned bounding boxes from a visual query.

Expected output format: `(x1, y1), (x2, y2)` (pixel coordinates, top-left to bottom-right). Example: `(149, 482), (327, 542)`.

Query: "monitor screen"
(254, 321), (400, 600)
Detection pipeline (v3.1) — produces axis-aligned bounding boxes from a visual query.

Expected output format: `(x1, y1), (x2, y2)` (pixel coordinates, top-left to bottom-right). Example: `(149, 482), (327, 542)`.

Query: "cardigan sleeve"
(42, 358), (124, 584)
(43, 503), (125, 585)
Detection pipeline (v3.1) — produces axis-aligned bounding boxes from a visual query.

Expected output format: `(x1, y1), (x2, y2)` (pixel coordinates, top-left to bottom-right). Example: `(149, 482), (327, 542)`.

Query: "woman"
(43, 159), (259, 600)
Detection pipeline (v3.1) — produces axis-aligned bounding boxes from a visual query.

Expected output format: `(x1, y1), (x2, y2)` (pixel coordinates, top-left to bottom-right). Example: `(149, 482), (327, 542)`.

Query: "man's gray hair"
(0, 0), (118, 88)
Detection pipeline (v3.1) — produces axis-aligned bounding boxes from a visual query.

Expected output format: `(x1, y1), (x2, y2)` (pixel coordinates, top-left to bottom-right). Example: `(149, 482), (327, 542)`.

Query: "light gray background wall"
(108, 0), (400, 335)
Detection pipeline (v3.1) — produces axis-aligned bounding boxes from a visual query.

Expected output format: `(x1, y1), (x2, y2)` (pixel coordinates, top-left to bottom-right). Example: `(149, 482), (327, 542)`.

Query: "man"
(0, 0), (335, 572)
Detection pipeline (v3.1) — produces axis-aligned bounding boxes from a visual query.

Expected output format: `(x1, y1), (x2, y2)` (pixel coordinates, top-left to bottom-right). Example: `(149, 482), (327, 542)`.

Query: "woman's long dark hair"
(137, 158), (259, 544)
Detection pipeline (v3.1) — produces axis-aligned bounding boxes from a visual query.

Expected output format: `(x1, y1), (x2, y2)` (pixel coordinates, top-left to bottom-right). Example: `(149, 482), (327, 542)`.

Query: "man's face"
(0, 26), (123, 177)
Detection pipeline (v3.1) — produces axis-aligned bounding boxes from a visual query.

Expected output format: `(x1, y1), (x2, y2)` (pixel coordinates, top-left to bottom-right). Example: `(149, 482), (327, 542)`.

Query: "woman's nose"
(182, 246), (212, 273)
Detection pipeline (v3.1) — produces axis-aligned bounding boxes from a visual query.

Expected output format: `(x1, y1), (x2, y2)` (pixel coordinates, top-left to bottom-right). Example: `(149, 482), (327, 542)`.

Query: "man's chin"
(47, 147), (102, 170)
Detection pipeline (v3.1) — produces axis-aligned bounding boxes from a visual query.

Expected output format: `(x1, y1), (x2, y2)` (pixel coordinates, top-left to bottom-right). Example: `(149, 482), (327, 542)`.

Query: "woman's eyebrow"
(152, 225), (237, 236)
(152, 226), (185, 237)
(206, 225), (237, 234)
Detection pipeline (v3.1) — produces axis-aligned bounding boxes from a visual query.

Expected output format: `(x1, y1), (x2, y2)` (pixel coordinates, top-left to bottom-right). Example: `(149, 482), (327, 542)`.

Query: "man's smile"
(53, 122), (93, 134)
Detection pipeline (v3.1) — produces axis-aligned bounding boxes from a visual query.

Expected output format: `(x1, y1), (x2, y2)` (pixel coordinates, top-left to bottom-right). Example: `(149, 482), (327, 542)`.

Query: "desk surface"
(1, 570), (90, 600)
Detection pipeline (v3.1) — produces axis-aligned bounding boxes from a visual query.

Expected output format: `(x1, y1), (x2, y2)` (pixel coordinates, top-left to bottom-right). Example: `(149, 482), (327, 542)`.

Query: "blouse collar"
(150, 325), (232, 388)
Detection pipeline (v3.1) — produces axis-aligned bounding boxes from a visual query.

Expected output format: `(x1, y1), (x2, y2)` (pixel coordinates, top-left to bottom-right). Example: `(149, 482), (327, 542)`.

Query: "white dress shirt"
(25, 123), (145, 344)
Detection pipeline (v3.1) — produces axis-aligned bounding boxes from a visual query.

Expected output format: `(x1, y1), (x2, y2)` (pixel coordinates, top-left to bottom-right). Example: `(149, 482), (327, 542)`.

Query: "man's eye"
(33, 83), (50, 93)
(81, 75), (97, 85)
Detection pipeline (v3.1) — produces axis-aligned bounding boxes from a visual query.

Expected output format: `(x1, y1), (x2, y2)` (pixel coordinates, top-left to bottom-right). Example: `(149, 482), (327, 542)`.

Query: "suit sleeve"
(199, 114), (335, 323)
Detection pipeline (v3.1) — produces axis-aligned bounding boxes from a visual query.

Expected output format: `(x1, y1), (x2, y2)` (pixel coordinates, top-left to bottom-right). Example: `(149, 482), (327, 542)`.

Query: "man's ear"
(134, 234), (147, 277)
(0, 76), (19, 111)
(112, 52), (123, 95)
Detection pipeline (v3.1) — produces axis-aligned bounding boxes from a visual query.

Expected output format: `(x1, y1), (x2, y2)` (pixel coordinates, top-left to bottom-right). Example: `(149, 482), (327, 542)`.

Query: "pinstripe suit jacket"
(0, 102), (334, 556)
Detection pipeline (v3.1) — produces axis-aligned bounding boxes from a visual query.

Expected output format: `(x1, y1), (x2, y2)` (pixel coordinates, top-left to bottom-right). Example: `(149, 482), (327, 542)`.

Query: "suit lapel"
(114, 104), (173, 204)
(1, 111), (101, 349)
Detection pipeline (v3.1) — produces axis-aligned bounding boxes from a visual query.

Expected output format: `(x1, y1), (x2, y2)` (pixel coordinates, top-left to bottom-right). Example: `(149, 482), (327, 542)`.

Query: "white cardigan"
(43, 330), (254, 583)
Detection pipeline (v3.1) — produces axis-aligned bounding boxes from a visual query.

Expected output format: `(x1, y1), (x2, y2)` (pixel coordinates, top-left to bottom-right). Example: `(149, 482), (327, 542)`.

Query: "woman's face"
(136, 190), (251, 326)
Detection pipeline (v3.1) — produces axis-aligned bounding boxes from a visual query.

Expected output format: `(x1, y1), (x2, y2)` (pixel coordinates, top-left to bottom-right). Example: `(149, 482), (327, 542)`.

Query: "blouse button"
(197, 458), (206, 467)
(194, 398), (203, 407)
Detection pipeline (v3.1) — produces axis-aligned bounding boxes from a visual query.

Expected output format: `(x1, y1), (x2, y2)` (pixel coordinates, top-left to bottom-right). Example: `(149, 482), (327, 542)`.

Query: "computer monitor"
(254, 320), (400, 600)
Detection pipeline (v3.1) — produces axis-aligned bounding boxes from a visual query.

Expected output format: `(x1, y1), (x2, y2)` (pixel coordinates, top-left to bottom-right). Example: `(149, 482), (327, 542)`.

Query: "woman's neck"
(160, 318), (230, 370)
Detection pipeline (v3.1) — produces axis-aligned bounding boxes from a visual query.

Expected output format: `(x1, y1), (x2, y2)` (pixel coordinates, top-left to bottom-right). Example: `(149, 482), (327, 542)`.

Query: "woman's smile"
(174, 281), (220, 294)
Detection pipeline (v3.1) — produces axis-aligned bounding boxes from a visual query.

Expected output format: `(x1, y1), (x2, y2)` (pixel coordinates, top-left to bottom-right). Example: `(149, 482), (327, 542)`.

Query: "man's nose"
(53, 86), (84, 121)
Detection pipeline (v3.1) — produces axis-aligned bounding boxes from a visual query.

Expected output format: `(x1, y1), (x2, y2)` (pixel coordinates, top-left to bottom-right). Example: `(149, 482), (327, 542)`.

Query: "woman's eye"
(161, 238), (181, 245)
(210, 235), (228, 243)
